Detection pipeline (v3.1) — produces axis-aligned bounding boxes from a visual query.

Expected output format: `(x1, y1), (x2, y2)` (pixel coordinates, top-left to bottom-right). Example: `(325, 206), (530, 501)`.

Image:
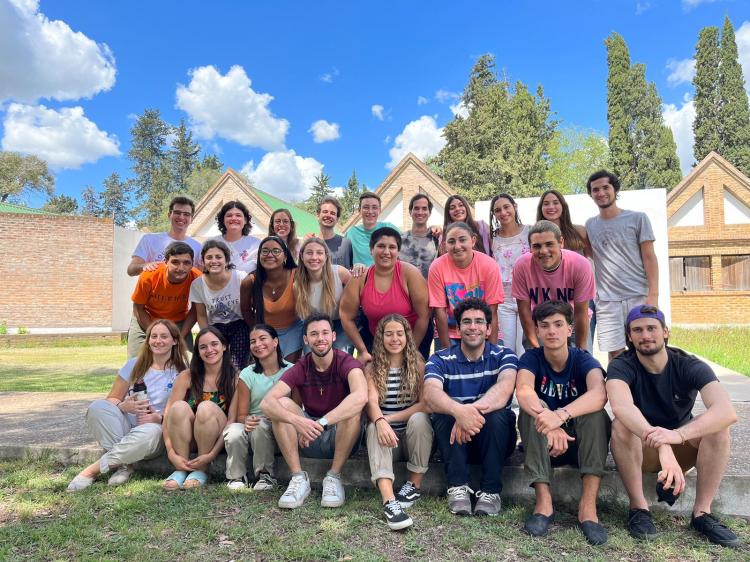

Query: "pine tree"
(304, 173), (333, 214)
(42, 194), (78, 214)
(100, 172), (131, 226)
(128, 108), (171, 227)
(80, 185), (101, 216)
(693, 26), (721, 162)
(340, 169), (364, 221)
(170, 119), (200, 193)
(197, 153), (223, 172)
(606, 33), (636, 186)
(718, 16), (750, 175)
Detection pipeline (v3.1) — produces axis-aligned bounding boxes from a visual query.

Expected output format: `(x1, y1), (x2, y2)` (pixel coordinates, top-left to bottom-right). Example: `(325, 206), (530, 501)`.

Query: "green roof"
(254, 188), (322, 236)
(0, 202), (55, 215)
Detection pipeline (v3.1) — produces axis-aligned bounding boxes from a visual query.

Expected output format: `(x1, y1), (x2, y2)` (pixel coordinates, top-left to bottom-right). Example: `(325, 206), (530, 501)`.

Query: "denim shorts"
(276, 318), (304, 357)
(300, 410), (365, 459)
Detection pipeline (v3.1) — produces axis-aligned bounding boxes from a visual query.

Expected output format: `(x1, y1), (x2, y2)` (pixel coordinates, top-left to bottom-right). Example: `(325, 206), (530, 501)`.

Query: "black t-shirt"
(324, 234), (353, 269)
(518, 347), (602, 410)
(607, 347), (718, 429)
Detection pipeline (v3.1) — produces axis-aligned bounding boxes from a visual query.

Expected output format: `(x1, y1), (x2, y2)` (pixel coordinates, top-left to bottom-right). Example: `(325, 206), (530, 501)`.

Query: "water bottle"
(132, 380), (148, 402)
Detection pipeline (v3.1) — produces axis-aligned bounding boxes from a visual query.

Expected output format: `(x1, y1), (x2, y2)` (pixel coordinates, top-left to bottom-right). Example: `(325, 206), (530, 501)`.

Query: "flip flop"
(183, 470), (208, 489)
(163, 470), (188, 491)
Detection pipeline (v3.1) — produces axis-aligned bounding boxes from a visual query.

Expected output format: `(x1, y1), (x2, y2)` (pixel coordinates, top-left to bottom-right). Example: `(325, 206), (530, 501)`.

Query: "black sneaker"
(383, 499), (413, 531)
(691, 512), (740, 548)
(395, 481), (422, 508)
(628, 508), (658, 540)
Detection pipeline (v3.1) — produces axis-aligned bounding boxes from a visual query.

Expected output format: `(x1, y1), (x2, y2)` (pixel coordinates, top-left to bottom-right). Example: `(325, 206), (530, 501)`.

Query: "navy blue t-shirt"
(518, 347), (602, 410)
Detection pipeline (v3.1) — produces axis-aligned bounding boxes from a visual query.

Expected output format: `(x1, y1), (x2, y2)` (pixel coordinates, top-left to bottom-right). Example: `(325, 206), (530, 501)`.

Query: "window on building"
(670, 256), (712, 291)
(721, 255), (750, 290)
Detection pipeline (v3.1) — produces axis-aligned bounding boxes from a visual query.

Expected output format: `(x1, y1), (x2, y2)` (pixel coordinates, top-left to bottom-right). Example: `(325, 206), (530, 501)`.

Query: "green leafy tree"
(693, 26), (721, 163)
(42, 194), (78, 214)
(128, 109), (171, 227)
(545, 128), (611, 193)
(340, 169), (364, 221)
(0, 152), (54, 203)
(304, 173), (332, 213)
(186, 167), (222, 204)
(718, 16), (750, 175)
(432, 54), (556, 200)
(80, 185), (101, 216)
(100, 172), (131, 226)
(170, 119), (201, 193)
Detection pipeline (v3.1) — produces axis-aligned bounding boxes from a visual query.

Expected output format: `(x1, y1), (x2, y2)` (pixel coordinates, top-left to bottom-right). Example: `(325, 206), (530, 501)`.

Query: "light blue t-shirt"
(239, 361), (293, 415)
(346, 221), (398, 266)
(118, 358), (180, 419)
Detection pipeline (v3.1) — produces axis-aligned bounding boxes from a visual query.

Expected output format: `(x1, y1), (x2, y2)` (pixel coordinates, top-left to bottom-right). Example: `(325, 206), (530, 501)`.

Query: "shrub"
(17, 326), (29, 335)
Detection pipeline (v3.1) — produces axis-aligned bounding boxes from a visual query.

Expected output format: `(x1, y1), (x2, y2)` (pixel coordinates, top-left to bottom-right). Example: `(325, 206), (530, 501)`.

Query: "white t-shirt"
(132, 232), (203, 268)
(118, 358), (180, 420)
(189, 269), (248, 324)
(308, 265), (345, 320)
(213, 235), (260, 273)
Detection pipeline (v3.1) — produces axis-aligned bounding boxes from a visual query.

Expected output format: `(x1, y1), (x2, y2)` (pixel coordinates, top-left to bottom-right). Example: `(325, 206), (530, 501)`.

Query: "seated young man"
(261, 312), (367, 509)
(607, 305), (740, 548)
(515, 300), (611, 545)
(424, 297), (518, 517)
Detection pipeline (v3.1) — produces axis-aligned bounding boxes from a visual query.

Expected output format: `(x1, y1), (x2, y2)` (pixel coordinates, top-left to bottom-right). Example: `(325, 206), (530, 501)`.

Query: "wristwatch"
(318, 416), (329, 428)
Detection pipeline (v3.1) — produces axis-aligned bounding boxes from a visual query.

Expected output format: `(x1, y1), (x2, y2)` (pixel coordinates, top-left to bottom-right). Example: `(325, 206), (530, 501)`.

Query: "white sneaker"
(253, 473), (278, 491)
(107, 466), (134, 487)
(278, 472), (311, 509)
(226, 477), (248, 490)
(321, 473), (345, 508)
(66, 474), (95, 492)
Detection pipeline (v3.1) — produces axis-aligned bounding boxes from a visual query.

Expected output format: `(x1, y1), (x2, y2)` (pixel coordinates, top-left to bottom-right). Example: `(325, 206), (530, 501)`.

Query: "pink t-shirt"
(428, 251), (503, 339)
(511, 249), (595, 309)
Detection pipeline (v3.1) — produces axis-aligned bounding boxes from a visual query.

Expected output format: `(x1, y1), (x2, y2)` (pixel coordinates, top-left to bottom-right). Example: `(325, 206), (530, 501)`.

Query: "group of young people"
(65, 170), (740, 548)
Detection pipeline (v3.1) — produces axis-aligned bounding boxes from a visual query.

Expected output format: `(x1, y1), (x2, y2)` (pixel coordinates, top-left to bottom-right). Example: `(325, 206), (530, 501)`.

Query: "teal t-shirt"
(239, 360), (293, 415)
(346, 221), (398, 266)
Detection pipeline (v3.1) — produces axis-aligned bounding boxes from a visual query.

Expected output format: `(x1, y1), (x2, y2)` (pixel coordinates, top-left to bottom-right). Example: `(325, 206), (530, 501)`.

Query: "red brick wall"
(671, 292), (750, 324)
(0, 213), (113, 328)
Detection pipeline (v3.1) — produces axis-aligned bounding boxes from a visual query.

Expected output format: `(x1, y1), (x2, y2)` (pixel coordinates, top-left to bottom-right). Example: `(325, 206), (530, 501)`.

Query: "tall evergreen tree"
(693, 26), (721, 162)
(169, 119), (200, 193)
(718, 16), (750, 174)
(197, 153), (223, 172)
(100, 172), (131, 226)
(304, 173), (333, 214)
(606, 33), (636, 186)
(340, 169), (364, 221)
(42, 194), (78, 215)
(80, 185), (101, 216)
(128, 108), (171, 227)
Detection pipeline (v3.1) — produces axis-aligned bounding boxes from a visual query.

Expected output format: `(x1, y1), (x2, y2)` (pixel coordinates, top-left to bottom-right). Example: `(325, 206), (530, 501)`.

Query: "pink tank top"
(361, 261), (418, 334)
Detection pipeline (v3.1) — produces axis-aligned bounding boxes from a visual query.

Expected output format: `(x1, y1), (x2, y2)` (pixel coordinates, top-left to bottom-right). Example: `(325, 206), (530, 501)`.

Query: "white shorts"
(595, 297), (646, 352)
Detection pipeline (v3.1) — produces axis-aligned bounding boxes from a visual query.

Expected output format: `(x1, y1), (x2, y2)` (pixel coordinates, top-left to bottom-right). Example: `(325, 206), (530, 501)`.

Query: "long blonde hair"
(130, 319), (188, 384)
(294, 237), (337, 319)
(370, 314), (422, 405)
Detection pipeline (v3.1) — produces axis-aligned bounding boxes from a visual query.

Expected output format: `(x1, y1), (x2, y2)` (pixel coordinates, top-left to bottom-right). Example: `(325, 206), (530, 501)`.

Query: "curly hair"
(370, 314), (422, 406)
(216, 201), (252, 236)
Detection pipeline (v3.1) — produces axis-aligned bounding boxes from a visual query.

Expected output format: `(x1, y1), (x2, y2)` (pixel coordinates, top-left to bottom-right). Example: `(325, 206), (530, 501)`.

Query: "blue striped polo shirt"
(425, 343), (518, 407)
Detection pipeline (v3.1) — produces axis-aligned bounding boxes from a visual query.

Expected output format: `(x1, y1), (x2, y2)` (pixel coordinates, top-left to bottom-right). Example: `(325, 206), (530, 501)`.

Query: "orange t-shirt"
(132, 264), (202, 322)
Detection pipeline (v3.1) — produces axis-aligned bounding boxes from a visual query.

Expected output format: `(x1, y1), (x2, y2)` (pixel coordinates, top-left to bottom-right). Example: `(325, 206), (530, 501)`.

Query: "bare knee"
(195, 400), (223, 423)
(168, 401), (194, 422)
(699, 427), (731, 448)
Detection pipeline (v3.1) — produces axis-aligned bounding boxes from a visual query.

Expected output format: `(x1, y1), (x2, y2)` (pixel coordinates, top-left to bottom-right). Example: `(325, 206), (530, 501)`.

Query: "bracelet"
(560, 408), (572, 422)
(374, 416), (387, 425)
(676, 428), (686, 445)
(555, 410), (567, 423)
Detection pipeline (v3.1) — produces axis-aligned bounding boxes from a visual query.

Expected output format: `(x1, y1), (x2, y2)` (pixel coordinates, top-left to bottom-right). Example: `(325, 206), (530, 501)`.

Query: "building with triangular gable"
(341, 153), (456, 232)
(187, 168), (320, 239)
(667, 151), (750, 324)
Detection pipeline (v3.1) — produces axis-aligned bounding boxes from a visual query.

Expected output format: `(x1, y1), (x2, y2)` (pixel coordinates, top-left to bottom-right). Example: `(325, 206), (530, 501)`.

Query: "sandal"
(163, 470), (188, 491)
(183, 470), (209, 489)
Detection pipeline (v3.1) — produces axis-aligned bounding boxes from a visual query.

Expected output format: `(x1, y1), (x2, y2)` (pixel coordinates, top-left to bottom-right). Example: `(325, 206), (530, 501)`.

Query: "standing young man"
(607, 306), (739, 548)
(345, 192), (398, 267)
(424, 297), (518, 517)
(585, 170), (658, 360)
(316, 196), (353, 268)
(261, 313), (368, 509)
(512, 221), (595, 350)
(127, 196), (203, 276)
(400, 193), (438, 279)
(515, 300), (610, 545)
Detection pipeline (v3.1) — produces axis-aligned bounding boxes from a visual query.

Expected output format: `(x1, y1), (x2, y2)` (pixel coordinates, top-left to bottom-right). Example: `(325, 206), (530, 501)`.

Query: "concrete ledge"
(4, 444), (748, 518)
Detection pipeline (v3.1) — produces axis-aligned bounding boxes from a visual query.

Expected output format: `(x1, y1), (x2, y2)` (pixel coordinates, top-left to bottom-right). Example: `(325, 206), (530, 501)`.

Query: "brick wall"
(0, 213), (113, 329)
(671, 292), (750, 324)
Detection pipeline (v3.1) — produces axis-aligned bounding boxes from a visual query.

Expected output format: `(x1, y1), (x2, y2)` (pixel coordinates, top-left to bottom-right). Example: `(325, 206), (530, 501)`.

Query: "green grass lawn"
(0, 458), (747, 562)
(670, 327), (750, 376)
(0, 345), (126, 393)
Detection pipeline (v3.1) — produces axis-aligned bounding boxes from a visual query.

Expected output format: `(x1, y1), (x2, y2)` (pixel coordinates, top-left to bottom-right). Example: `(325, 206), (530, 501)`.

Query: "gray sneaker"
(321, 473), (345, 507)
(253, 472), (278, 491)
(278, 472), (311, 509)
(447, 484), (474, 516)
(474, 490), (502, 516)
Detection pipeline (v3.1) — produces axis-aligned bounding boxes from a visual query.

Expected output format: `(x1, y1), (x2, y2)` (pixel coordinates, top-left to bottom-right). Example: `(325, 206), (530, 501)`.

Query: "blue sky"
(2, 0), (750, 208)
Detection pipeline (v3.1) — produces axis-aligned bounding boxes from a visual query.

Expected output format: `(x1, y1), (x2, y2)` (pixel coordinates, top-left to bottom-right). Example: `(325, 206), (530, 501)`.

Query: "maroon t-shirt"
(280, 349), (362, 418)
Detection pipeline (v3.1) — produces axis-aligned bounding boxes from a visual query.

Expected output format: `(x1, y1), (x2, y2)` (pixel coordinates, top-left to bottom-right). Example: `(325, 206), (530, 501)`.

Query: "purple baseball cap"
(626, 305), (666, 329)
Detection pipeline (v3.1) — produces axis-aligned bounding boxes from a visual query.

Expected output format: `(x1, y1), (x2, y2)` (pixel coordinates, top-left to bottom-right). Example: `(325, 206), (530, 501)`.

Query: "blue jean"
(432, 408), (517, 494)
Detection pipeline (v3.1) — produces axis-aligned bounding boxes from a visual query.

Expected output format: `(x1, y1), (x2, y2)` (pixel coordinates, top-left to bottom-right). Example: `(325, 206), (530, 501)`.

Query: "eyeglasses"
(460, 318), (487, 326)
(170, 210), (193, 217)
(260, 248), (284, 257)
(273, 219), (291, 225)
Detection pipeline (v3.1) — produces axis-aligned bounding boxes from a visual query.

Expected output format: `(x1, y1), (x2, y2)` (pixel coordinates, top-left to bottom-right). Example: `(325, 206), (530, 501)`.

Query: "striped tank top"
(380, 367), (416, 431)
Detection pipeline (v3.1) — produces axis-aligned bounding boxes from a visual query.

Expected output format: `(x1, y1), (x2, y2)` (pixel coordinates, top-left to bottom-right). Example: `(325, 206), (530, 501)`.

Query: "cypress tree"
(718, 16), (750, 175)
(605, 33), (635, 187)
(693, 27), (721, 162)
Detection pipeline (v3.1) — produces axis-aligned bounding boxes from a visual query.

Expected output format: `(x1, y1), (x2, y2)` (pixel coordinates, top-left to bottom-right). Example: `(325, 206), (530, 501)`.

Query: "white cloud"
(662, 95), (696, 175)
(1, 103), (120, 168)
(435, 89), (460, 103)
(243, 150), (323, 200)
(681, 0), (717, 10)
(666, 58), (696, 87)
(320, 68), (340, 83)
(450, 100), (470, 118)
(387, 115), (446, 169)
(383, 135), (391, 145)
(737, 21), (750, 95)
(635, 2), (651, 15)
(371, 104), (385, 121)
(176, 65), (289, 151)
(0, 0), (116, 102)
(308, 119), (340, 143)
(417, 96), (429, 105)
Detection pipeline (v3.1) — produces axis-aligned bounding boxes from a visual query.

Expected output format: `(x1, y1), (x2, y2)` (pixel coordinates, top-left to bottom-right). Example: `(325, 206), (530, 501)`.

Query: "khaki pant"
(518, 406), (611, 486)
(86, 399), (165, 474)
(127, 316), (193, 358)
(366, 412), (433, 484)
(223, 419), (277, 479)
